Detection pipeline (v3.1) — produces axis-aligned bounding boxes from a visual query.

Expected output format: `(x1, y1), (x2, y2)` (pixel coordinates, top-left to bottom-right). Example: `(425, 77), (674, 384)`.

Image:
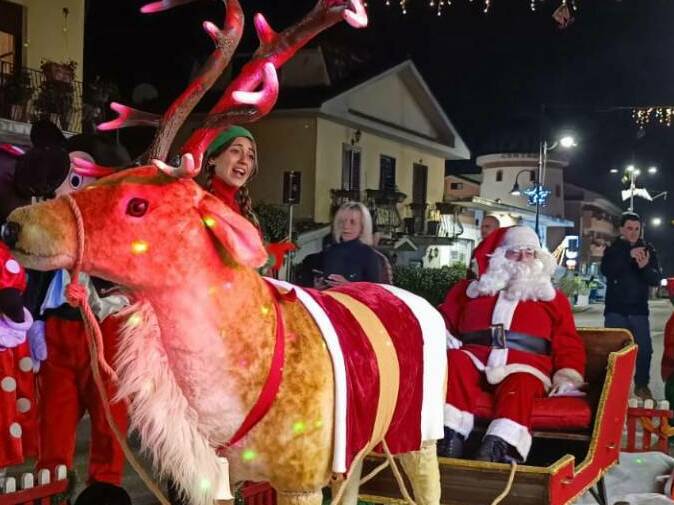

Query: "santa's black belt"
(460, 325), (551, 355)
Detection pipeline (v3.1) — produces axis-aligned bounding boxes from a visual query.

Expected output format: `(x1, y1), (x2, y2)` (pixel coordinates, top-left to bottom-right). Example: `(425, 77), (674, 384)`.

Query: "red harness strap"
(218, 281), (293, 453)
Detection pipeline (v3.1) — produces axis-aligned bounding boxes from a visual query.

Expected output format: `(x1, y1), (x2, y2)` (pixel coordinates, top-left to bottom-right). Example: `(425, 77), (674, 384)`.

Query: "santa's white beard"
(467, 247), (557, 301)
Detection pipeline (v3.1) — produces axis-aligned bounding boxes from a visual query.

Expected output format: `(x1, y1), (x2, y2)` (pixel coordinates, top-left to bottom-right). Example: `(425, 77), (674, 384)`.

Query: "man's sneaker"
(437, 426), (465, 458)
(635, 385), (654, 401)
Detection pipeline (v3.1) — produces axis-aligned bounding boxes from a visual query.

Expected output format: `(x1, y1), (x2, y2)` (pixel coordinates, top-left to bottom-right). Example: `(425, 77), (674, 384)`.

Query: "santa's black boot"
(475, 435), (521, 464)
(73, 482), (132, 505)
(437, 426), (465, 458)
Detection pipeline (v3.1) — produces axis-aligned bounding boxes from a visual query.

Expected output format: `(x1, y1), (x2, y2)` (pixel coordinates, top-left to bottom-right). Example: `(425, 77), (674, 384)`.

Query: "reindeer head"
(7, 164), (267, 291)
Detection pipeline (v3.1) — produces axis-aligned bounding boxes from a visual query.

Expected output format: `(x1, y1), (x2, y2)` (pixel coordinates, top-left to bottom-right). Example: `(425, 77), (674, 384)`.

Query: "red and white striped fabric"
(266, 279), (446, 475)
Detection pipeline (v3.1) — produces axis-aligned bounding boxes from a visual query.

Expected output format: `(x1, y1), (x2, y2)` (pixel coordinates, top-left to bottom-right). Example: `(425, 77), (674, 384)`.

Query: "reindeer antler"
(177, 0), (368, 175)
(98, 102), (161, 131)
(99, 0), (245, 159)
(147, 0), (245, 163)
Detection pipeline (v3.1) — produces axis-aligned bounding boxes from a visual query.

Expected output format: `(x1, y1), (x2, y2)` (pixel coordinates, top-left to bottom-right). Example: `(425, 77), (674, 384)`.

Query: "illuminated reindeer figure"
(5, 2), (447, 505)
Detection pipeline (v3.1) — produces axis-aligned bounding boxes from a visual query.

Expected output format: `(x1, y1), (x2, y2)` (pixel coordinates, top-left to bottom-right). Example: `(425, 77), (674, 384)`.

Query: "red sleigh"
(359, 327), (636, 505)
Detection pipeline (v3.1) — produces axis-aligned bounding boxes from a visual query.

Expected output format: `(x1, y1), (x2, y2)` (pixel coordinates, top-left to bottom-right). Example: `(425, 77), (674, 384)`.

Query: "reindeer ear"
(197, 193), (268, 269)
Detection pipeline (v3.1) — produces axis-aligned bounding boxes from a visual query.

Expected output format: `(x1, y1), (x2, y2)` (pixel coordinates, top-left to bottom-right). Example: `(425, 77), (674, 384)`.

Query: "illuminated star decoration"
(523, 185), (552, 207)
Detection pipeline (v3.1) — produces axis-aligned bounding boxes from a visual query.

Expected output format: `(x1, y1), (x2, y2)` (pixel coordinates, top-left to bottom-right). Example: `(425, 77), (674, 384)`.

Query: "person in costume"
(660, 279), (674, 407)
(201, 125), (260, 227)
(32, 134), (133, 505)
(437, 225), (586, 463)
(201, 125), (295, 277)
(0, 242), (37, 482)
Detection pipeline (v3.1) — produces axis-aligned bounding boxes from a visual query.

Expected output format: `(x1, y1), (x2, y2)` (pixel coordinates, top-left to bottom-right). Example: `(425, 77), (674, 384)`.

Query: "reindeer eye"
(126, 198), (149, 217)
(70, 174), (82, 188)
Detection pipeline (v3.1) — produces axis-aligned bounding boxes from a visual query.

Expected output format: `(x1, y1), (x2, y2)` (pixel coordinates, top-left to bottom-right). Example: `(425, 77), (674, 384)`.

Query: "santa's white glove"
(549, 368), (585, 397)
(27, 320), (47, 372)
(446, 329), (463, 350)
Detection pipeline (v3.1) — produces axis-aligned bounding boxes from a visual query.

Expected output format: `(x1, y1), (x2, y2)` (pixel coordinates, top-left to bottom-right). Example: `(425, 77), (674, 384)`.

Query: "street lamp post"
(509, 169), (535, 196)
(613, 164), (667, 212)
(534, 135), (576, 238)
(625, 165), (640, 212)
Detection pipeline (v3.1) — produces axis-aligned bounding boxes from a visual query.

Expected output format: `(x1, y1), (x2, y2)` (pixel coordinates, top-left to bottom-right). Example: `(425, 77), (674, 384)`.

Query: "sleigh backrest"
(578, 327), (634, 401)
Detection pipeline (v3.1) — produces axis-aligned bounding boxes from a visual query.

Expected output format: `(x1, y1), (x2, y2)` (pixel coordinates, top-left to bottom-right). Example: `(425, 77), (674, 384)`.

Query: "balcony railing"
(0, 61), (84, 133)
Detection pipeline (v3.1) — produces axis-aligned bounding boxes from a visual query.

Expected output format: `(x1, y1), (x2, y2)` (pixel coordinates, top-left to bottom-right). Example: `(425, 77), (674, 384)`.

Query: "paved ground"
(574, 298), (672, 401)
(10, 299), (674, 504)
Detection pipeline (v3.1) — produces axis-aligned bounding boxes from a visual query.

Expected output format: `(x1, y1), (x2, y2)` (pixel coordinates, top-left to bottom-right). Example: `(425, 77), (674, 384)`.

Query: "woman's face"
(211, 137), (256, 188)
(340, 209), (363, 242)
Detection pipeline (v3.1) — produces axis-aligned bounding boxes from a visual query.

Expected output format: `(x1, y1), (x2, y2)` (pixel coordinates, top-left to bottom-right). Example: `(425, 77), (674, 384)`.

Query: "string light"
(377, 0), (577, 17)
(633, 107), (674, 129)
(130, 240), (149, 255)
(242, 449), (257, 462)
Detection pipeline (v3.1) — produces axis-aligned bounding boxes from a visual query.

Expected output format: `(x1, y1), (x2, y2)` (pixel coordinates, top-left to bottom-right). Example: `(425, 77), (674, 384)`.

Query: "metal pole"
(535, 140), (545, 238)
(286, 203), (294, 281)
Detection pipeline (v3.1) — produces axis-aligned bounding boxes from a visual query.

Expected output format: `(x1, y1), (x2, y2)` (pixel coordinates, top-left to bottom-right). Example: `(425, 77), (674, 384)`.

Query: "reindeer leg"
(275, 490), (323, 505)
(397, 441), (441, 505)
(330, 459), (362, 505)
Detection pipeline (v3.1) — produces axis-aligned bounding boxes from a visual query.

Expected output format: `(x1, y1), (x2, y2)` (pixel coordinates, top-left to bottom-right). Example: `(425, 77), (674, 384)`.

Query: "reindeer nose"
(0, 222), (21, 248)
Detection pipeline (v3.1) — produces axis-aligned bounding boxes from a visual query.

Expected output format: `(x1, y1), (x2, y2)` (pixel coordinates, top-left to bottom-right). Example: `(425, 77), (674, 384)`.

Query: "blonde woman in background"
(317, 202), (384, 287)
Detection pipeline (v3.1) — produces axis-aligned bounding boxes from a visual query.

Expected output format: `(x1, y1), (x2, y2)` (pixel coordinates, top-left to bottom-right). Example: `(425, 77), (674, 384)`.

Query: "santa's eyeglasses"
(504, 247), (536, 260)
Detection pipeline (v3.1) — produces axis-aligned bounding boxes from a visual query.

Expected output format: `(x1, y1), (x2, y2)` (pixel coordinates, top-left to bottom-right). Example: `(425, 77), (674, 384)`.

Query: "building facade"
(242, 58), (471, 267)
(564, 182), (622, 275)
(1, 0), (86, 145)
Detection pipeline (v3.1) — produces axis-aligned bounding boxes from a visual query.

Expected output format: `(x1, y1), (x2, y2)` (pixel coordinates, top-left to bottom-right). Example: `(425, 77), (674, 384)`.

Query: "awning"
(445, 196), (574, 228)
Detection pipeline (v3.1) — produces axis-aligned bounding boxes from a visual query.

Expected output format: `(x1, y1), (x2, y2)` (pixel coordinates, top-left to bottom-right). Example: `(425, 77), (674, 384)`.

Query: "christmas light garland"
(367, 0), (577, 17)
(633, 107), (674, 129)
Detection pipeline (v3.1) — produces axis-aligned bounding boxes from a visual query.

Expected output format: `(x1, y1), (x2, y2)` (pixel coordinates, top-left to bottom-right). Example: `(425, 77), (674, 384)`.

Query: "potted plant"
(1, 70), (33, 121)
(34, 60), (77, 129)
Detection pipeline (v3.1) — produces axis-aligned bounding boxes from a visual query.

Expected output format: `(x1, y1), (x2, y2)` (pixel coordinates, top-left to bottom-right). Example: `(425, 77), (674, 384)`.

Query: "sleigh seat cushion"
(474, 390), (593, 430)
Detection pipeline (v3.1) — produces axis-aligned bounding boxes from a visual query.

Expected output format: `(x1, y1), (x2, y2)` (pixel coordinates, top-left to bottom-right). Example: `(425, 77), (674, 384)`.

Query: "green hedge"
(393, 263), (467, 307)
(254, 202), (289, 243)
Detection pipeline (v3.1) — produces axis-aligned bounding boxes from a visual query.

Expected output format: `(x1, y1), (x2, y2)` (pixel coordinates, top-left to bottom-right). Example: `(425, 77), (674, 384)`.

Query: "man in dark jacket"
(601, 212), (662, 400)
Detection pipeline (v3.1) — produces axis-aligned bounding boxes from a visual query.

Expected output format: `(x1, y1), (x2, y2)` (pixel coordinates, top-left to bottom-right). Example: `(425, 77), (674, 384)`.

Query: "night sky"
(85, 0), (674, 273)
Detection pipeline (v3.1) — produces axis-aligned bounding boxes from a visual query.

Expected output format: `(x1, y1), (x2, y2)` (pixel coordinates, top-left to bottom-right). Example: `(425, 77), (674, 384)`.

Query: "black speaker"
(283, 171), (301, 204)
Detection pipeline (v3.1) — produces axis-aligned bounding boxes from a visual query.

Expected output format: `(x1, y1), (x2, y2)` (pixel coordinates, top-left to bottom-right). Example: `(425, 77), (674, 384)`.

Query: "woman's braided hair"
(201, 137), (261, 230)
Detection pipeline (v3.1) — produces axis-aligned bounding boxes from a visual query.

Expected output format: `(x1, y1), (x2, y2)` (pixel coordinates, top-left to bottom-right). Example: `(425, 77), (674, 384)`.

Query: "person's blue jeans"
(605, 312), (652, 387)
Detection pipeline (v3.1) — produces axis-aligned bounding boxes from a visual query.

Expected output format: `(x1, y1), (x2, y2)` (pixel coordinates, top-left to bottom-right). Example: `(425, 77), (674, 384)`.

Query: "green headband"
(205, 126), (255, 159)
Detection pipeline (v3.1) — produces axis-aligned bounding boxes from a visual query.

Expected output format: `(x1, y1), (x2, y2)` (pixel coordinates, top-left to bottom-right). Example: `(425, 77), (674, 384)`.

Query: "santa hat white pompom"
(500, 226), (541, 250)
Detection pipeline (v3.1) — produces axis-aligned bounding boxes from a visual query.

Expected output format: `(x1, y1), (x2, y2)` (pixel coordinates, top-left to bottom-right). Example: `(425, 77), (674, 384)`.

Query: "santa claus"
(437, 225), (585, 463)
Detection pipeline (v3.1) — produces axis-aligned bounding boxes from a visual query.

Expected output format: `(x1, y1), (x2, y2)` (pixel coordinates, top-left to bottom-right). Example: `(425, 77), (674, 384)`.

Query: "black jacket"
(600, 237), (662, 316)
(323, 239), (383, 283)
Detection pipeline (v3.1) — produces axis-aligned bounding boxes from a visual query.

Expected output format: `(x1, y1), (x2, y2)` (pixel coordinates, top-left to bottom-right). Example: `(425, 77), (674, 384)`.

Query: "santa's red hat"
(667, 278), (674, 299)
(472, 225), (541, 276)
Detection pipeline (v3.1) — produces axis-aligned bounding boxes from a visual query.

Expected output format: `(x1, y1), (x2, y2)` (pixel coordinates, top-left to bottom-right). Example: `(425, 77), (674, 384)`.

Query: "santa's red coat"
(439, 279), (585, 388)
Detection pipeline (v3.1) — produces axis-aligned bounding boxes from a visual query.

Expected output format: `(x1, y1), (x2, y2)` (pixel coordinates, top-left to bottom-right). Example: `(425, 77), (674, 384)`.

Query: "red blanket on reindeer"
(267, 279), (446, 475)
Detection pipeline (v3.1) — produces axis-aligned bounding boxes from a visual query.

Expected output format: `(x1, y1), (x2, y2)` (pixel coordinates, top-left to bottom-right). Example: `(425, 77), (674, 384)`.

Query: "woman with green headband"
(202, 125), (260, 228)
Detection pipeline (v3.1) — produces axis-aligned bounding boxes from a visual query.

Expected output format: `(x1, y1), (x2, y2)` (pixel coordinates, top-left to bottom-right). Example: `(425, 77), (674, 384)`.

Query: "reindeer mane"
(114, 300), (222, 505)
